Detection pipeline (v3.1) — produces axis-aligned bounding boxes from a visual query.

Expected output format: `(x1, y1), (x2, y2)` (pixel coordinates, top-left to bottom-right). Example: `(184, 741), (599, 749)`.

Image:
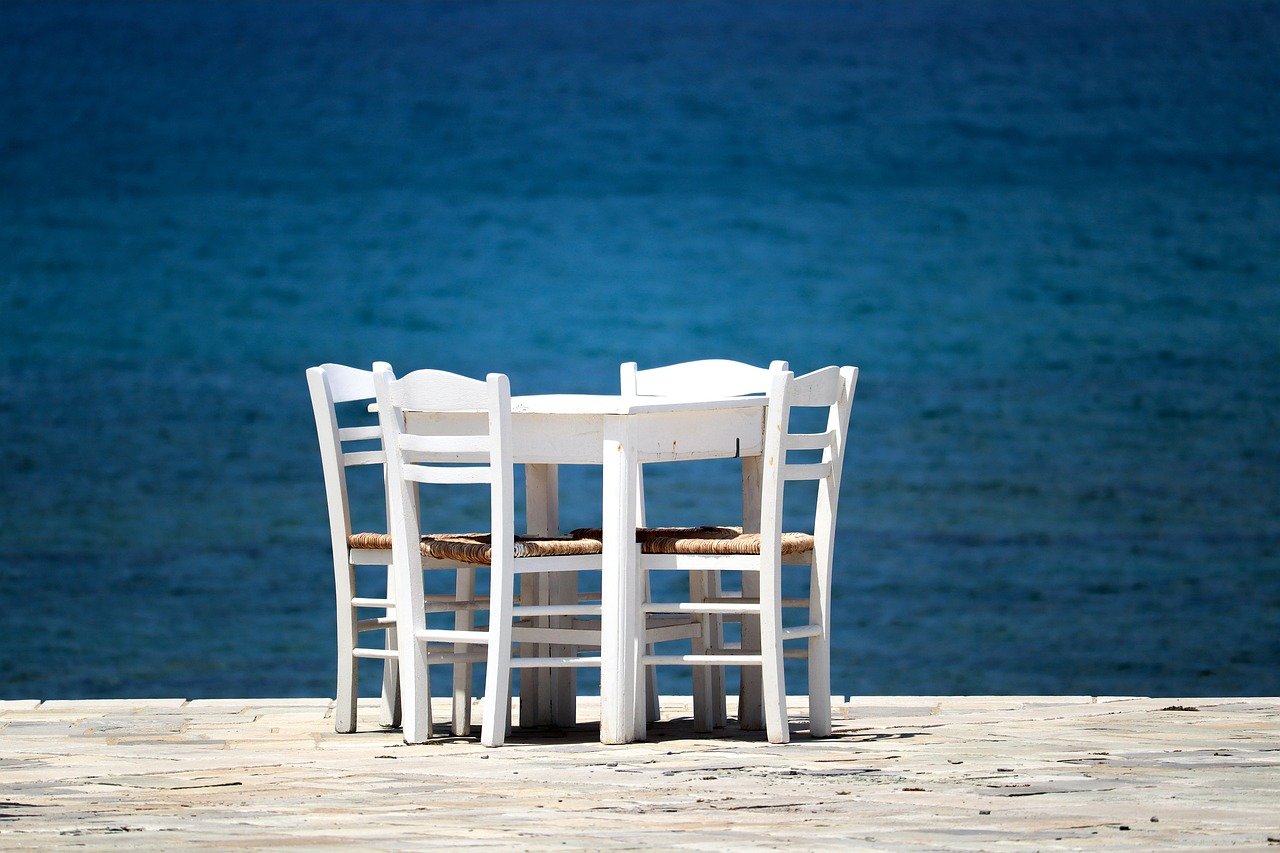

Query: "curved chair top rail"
(310, 363), (377, 404)
(622, 358), (789, 398)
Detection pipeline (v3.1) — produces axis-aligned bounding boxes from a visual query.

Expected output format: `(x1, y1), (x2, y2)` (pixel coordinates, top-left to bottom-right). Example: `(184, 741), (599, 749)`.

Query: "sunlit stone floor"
(2, 695), (1277, 849)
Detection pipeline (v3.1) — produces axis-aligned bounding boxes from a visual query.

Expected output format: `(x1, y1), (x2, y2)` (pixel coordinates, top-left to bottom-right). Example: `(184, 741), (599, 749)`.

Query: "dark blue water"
(2, 1), (1278, 700)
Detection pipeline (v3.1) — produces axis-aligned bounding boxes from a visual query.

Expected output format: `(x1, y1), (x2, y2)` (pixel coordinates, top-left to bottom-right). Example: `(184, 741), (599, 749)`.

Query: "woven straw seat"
(569, 525), (814, 556)
(348, 531), (603, 565)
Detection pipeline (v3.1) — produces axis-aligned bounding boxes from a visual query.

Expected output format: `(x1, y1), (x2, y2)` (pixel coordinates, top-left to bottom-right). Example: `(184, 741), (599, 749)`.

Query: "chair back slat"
(398, 433), (492, 456)
(319, 362), (379, 404)
(390, 368), (492, 411)
(782, 461), (833, 481)
(403, 450), (491, 465)
(785, 365), (843, 408)
(626, 358), (788, 397)
(783, 429), (836, 452)
(401, 463), (494, 486)
(341, 450), (385, 467)
(338, 425), (382, 442)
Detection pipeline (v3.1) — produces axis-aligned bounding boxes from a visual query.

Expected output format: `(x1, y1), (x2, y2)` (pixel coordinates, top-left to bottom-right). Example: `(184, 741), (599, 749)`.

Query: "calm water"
(2, 1), (1278, 700)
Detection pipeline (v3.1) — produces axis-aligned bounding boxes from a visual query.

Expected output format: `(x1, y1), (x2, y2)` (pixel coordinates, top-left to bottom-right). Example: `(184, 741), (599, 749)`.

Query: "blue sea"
(2, 1), (1278, 702)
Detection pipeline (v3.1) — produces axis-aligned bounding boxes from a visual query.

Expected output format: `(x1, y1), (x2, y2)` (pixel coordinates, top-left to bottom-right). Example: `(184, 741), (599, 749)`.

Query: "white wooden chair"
(306, 363), (403, 734)
(373, 363), (607, 747)
(308, 363), (485, 735)
(620, 358), (787, 731)
(635, 366), (858, 743)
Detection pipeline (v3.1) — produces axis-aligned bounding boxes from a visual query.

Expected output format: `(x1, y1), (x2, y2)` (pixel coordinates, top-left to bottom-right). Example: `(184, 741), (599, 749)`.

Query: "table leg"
(529, 463), (576, 728)
(521, 464), (558, 728)
(601, 415), (644, 743)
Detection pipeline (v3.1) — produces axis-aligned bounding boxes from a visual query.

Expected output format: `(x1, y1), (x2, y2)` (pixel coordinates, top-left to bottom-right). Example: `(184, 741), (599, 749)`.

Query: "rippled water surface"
(2, 1), (1278, 699)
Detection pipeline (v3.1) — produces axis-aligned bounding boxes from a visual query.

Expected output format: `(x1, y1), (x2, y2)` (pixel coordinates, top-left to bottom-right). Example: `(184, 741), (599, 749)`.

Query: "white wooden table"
(410, 393), (768, 744)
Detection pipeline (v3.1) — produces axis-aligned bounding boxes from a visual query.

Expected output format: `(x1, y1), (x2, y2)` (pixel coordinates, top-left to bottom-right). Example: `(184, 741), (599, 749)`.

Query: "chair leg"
(378, 565), (401, 729)
(643, 665), (660, 723)
(632, 468), (661, 725)
(807, 634), (832, 737)
(335, 565), (359, 734)
(738, 454), (765, 731)
(808, 560), (832, 737)
(335, 643), (357, 734)
(379, 638), (402, 729)
(710, 623), (727, 729)
(399, 630), (432, 744)
(643, 569), (660, 723)
(760, 655), (789, 745)
(481, 564), (515, 748)
(758, 573), (789, 745)
(452, 566), (475, 736)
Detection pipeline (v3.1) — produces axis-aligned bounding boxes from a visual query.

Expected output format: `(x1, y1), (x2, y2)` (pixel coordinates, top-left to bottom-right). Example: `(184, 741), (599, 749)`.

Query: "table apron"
(631, 408), (765, 463)
(404, 408), (765, 465)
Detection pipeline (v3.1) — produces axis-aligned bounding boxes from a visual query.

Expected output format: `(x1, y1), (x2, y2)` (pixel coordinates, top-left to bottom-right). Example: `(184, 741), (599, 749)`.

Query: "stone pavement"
(2, 695), (1277, 849)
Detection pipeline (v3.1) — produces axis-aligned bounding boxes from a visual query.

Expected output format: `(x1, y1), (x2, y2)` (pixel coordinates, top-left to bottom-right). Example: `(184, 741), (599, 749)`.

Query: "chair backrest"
(306, 363), (386, 553)
(620, 358), (789, 397)
(621, 358), (790, 527)
(371, 363), (515, 574)
(759, 366), (858, 571)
